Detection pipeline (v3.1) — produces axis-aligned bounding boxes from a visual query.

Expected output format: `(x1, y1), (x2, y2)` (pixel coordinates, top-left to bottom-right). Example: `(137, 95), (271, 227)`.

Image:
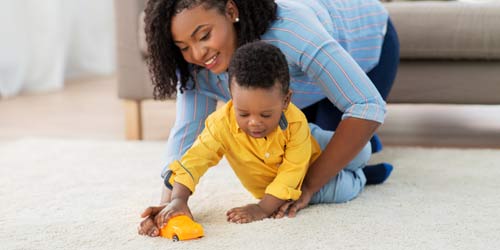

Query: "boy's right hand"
(155, 198), (192, 229)
(137, 199), (192, 237)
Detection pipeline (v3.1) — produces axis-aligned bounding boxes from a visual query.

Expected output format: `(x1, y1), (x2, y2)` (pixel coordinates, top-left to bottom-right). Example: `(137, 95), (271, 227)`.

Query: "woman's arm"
(266, 7), (386, 217)
(274, 118), (379, 218)
(161, 86), (218, 178)
(303, 117), (379, 195)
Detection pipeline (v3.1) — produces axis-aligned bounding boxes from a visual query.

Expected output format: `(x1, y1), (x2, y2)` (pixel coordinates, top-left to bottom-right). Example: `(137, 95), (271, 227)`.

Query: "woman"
(138, 0), (398, 236)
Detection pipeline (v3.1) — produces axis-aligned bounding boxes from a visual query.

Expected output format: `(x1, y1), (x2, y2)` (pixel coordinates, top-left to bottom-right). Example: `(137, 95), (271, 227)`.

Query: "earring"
(235, 17), (239, 23)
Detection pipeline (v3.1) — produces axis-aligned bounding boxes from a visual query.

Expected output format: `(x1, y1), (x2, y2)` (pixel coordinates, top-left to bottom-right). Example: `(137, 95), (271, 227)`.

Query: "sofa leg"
(124, 100), (143, 140)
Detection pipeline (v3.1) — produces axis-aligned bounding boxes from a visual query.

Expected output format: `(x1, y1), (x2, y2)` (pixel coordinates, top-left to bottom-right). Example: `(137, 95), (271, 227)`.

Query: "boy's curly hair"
(228, 41), (289, 96)
(144, 0), (277, 99)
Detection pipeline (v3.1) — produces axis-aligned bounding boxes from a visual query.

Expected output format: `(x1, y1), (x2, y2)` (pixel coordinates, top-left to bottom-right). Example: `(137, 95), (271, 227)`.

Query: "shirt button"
(265, 152), (270, 158)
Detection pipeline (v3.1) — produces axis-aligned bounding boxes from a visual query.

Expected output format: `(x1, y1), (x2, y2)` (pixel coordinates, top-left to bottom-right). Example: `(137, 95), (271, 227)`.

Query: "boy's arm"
(140, 110), (226, 236)
(168, 115), (227, 194)
(265, 121), (313, 201)
(258, 194), (287, 215)
(171, 181), (192, 202)
(161, 81), (218, 179)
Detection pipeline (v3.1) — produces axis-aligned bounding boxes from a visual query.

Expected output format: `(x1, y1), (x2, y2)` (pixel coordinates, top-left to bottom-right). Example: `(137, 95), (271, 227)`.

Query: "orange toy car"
(160, 215), (204, 242)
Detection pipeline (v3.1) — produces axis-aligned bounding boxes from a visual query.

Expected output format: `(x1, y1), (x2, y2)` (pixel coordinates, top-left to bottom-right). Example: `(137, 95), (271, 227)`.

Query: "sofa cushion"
(388, 61), (500, 104)
(385, 1), (500, 60)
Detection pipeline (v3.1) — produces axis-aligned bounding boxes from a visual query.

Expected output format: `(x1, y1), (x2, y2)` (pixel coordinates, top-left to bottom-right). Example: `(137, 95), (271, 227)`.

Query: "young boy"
(140, 42), (374, 234)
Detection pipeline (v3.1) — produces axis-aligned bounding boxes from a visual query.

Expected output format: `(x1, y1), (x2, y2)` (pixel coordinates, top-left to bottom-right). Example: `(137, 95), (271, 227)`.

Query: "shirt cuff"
(342, 102), (387, 124)
(169, 160), (196, 193)
(265, 182), (302, 201)
(161, 155), (179, 179)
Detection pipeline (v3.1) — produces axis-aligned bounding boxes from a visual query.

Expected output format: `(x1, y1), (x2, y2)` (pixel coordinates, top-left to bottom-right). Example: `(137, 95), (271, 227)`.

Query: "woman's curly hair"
(144, 0), (277, 100)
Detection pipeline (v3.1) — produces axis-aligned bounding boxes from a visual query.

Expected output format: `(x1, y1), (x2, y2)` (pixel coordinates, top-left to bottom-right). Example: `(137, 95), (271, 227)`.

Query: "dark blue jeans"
(301, 19), (399, 131)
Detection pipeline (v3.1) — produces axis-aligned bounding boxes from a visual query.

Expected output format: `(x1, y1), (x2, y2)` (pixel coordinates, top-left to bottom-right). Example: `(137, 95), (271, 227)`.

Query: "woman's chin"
(209, 68), (223, 74)
(206, 60), (227, 74)
(207, 66), (225, 74)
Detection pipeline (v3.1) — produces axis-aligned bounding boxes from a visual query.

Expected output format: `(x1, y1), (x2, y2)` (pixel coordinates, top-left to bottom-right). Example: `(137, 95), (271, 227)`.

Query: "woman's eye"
(179, 47), (189, 52)
(200, 31), (211, 41)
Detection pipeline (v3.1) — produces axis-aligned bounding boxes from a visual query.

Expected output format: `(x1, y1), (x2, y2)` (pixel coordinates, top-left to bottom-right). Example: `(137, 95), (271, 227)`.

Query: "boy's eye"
(261, 114), (272, 118)
(239, 114), (249, 117)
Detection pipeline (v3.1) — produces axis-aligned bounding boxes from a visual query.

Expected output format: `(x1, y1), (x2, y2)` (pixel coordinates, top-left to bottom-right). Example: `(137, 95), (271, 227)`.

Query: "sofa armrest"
(385, 1), (500, 60)
(114, 0), (154, 100)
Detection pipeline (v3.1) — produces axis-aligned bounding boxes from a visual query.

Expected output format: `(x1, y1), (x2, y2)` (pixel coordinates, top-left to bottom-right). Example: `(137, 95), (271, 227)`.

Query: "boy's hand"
(226, 204), (269, 224)
(138, 205), (166, 237)
(138, 199), (192, 237)
(155, 198), (193, 229)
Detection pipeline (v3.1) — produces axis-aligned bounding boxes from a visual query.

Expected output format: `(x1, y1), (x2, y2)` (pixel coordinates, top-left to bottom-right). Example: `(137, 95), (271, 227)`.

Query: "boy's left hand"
(226, 204), (268, 224)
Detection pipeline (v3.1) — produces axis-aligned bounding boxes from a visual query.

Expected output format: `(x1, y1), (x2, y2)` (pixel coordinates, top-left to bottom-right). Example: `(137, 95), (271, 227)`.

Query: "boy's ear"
(283, 90), (292, 110)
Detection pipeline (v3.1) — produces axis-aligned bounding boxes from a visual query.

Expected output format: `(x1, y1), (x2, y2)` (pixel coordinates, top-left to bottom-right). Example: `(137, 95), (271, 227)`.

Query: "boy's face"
(231, 81), (291, 138)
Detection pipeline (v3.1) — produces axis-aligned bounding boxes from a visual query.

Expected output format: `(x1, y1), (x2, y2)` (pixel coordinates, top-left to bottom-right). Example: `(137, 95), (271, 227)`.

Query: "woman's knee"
(334, 169), (366, 203)
(310, 170), (365, 204)
(309, 123), (334, 150)
(309, 124), (371, 171)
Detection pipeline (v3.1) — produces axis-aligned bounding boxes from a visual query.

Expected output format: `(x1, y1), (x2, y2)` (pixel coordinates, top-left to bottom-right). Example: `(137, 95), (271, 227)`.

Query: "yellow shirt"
(168, 100), (321, 200)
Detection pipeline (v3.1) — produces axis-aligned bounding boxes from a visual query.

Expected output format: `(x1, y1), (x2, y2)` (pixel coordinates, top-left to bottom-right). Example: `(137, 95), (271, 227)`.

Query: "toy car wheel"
(172, 235), (179, 242)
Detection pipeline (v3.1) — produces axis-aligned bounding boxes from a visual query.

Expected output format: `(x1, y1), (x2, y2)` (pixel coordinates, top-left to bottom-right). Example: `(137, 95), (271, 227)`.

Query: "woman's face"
(171, 2), (238, 74)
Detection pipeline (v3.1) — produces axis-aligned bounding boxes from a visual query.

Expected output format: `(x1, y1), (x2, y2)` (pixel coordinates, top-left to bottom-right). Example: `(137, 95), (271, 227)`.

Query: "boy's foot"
(370, 134), (383, 154)
(363, 162), (393, 185)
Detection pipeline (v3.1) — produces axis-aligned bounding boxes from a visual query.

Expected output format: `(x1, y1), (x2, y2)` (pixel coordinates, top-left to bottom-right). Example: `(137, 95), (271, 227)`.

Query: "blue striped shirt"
(162, 0), (388, 177)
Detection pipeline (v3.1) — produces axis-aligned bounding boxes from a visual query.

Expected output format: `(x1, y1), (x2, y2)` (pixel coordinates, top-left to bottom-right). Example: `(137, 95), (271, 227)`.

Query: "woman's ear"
(226, 0), (239, 22)
(283, 90), (292, 110)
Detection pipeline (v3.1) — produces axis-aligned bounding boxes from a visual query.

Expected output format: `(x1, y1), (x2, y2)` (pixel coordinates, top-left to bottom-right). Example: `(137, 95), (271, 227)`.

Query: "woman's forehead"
(171, 5), (220, 38)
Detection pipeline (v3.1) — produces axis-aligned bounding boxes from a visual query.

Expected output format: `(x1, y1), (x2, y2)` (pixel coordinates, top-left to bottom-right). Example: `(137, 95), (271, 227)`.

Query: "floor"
(1, 75), (500, 148)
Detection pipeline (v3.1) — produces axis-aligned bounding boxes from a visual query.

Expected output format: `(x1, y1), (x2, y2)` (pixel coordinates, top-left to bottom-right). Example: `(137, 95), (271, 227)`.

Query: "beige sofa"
(114, 0), (500, 140)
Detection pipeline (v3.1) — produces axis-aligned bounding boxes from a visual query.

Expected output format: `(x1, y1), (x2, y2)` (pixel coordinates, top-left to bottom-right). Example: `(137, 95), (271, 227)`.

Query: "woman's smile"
(204, 53), (219, 70)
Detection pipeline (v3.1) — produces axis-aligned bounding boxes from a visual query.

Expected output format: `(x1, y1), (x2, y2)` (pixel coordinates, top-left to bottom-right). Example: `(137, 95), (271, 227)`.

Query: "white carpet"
(1, 138), (499, 250)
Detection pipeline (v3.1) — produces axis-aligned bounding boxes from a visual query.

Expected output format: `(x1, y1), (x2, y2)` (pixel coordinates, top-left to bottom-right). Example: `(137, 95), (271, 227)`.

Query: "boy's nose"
(249, 119), (260, 126)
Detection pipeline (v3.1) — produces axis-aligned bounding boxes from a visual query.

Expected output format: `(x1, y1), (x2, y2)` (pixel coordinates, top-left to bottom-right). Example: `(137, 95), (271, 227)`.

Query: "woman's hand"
(138, 205), (166, 237)
(273, 187), (313, 218)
